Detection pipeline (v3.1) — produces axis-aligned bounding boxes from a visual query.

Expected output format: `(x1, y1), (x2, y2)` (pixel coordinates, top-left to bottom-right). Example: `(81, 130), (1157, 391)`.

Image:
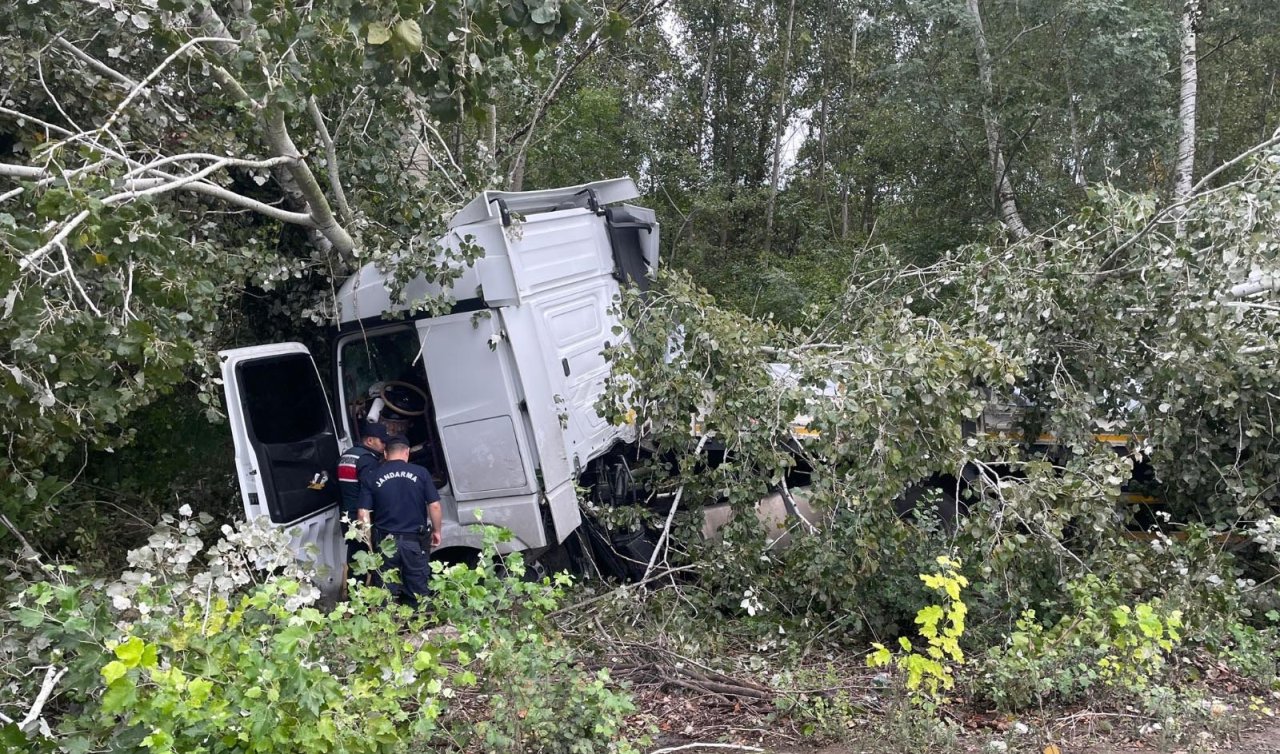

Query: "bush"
(867, 556), (969, 705)
(1, 511), (639, 753)
(978, 574), (1184, 711)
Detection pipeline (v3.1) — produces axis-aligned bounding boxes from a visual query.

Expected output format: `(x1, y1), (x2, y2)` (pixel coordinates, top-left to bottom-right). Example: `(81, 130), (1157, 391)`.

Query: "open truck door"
(417, 312), (582, 547)
(219, 343), (345, 596)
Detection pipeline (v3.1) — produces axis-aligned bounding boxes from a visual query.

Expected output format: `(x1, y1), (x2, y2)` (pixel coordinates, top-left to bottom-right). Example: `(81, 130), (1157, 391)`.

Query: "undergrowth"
(1, 512), (642, 753)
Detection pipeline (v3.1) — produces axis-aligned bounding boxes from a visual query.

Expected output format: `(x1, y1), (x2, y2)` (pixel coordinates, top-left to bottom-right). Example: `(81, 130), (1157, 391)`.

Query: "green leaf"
(603, 10), (630, 41)
(530, 5), (557, 24)
(101, 678), (138, 714)
(141, 728), (173, 751)
(366, 22), (391, 45)
(393, 20), (423, 53)
(115, 636), (146, 667)
(188, 678), (214, 707)
(0, 724), (29, 750)
(16, 608), (44, 628)
(141, 643), (158, 669)
(101, 660), (129, 684)
(276, 625), (308, 653)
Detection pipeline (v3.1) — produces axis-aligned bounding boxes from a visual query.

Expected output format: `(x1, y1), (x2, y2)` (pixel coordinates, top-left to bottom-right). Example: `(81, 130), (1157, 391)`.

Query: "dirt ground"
(793, 723), (1280, 753)
(627, 650), (1280, 754)
(651, 714), (1280, 754)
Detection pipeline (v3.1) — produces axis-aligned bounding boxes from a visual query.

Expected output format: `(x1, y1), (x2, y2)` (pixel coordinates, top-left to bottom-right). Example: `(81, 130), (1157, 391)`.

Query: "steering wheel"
(378, 381), (429, 417)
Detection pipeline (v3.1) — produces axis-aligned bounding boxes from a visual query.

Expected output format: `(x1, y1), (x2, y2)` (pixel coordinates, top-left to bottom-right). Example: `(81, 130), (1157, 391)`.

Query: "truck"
(218, 178), (659, 596)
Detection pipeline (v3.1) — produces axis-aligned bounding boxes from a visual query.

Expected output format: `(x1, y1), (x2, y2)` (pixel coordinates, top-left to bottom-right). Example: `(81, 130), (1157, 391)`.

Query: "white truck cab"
(219, 178), (659, 594)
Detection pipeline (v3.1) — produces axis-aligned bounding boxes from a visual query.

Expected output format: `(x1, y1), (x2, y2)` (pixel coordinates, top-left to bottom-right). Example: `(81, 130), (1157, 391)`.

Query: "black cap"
(362, 422), (388, 441)
(385, 434), (410, 449)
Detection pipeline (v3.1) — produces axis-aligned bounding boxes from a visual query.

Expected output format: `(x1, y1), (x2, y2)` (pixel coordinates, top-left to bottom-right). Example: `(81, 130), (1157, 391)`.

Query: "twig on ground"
(649, 744), (765, 754)
(548, 564), (698, 617)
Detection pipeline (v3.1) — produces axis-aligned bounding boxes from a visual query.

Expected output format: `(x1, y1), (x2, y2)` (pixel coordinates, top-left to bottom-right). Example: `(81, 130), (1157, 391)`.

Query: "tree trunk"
(966, 0), (1031, 240)
(452, 124), (465, 175)
(763, 0), (798, 255)
(840, 183), (850, 240)
(487, 103), (498, 157)
(1068, 91), (1085, 188)
(1174, 0), (1200, 202)
(817, 85), (828, 200)
(1263, 67), (1278, 142)
(861, 181), (876, 235)
(1065, 63), (1086, 189)
(508, 154), (527, 193)
(697, 27), (718, 168)
(722, 39), (735, 183)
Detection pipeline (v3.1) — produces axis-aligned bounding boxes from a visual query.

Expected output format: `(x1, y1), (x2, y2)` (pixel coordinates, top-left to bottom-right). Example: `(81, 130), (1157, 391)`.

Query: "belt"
(373, 527), (430, 538)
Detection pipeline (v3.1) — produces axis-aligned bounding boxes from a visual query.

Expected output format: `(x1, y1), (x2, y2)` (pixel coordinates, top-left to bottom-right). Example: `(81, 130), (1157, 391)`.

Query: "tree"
(762, 0), (798, 254)
(1175, 0), (1201, 205)
(951, 131), (1280, 519)
(964, 0), (1031, 239)
(501, 0), (665, 191)
(0, 0), (589, 525)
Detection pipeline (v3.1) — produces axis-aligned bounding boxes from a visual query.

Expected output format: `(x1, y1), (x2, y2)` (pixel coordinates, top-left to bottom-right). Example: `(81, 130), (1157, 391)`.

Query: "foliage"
(942, 149), (1280, 522)
(420, 539), (642, 753)
(1, 513), (638, 753)
(0, 0), (593, 535)
(867, 556), (968, 704)
(979, 575), (1185, 712)
(602, 266), (1149, 638)
(521, 84), (655, 191)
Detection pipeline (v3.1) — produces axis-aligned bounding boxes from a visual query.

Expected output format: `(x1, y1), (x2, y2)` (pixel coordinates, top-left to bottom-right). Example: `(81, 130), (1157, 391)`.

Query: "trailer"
(218, 178), (659, 596)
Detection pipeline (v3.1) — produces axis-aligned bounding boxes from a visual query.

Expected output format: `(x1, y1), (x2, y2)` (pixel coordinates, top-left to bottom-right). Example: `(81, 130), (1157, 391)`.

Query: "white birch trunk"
(1174, 0), (1200, 202)
(966, 0), (1031, 240)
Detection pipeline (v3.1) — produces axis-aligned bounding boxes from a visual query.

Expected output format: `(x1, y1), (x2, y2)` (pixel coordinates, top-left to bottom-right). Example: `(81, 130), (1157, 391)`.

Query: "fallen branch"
(582, 637), (779, 706)
(0, 164), (46, 179)
(53, 36), (139, 89)
(307, 95), (354, 225)
(80, 36), (236, 144)
(667, 667), (773, 701)
(1096, 125), (1280, 280)
(649, 744), (764, 754)
(19, 666), (67, 735)
(0, 512), (41, 561)
(548, 564), (698, 617)
(642, 432), (710, 581)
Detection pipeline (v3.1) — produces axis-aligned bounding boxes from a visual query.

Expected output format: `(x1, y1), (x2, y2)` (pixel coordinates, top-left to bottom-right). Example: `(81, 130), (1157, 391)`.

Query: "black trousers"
(374, 530), (431, 607)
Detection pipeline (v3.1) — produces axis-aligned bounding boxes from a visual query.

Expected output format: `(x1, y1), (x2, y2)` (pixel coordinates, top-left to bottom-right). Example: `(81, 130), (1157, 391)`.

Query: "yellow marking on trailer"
(1095, 434), (1142, 444)
(987, 432), (1141, 446)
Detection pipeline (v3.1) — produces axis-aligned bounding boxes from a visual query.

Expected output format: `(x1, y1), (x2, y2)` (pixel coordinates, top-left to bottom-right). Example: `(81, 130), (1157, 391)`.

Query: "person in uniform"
(337, 422), (387, 570)
(356, 434), (443, 607)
